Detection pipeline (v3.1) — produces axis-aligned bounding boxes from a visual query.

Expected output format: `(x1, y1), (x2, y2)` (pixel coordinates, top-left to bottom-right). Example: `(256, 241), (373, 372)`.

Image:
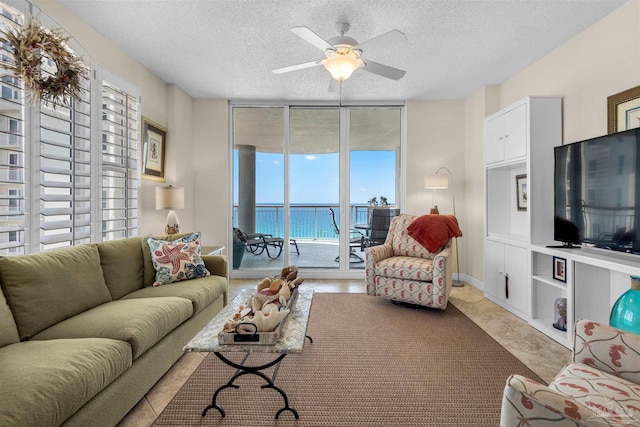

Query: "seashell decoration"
(222, 265), (304, 334)
(253, 306), (290, 332)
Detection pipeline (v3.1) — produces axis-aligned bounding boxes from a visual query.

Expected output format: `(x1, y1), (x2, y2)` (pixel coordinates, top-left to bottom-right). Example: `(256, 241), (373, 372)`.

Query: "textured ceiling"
(58, 0), (626, 102)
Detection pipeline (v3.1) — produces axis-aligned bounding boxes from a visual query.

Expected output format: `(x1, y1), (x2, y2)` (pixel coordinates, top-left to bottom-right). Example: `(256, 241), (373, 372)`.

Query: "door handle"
(505, 273), (509, 299)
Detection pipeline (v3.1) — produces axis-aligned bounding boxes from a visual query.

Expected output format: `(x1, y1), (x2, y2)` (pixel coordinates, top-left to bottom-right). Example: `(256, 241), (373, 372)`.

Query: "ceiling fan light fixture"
(322, 48), (363, 81)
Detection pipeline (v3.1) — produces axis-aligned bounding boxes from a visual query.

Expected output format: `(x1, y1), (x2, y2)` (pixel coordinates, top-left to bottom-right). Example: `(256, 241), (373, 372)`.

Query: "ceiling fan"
(272, 22), (407, 85)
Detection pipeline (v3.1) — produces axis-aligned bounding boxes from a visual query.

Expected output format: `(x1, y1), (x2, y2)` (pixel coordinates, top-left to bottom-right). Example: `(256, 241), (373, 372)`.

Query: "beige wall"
(498, 0), (640, 143)
(462, 86), (498, 284)
(460, 0), (640, 286)
(405, 100), (466, 274)
(31, 0), (640, 284)
(192, 99), (230, 248)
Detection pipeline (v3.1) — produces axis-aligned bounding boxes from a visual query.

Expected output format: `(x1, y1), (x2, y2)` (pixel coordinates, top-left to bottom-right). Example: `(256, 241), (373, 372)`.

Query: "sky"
(233, 150), (396, 205)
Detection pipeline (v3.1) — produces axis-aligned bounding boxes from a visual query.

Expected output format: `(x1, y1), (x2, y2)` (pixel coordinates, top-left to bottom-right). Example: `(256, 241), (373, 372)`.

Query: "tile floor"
(117, 280), (571, 426)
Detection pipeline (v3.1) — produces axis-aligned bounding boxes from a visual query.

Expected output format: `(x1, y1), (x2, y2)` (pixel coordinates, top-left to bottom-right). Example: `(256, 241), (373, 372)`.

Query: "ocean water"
(233, 204), (370, 239)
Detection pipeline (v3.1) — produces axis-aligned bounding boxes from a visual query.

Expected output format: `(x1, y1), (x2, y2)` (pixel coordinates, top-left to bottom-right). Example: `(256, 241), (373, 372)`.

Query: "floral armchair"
(501, 319), (640, 426)
(364, 214), (454, 310)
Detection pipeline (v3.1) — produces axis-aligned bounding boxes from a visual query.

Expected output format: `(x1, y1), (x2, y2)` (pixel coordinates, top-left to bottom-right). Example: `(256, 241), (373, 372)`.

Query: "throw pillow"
(147, 232), (210, 287)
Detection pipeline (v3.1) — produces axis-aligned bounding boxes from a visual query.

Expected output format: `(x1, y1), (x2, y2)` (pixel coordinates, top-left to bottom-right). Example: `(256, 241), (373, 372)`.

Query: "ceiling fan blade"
(272, 60), (322, 74)
(328, 78), (340, 93)
(354, 29), (406, 52)
(291, 26), (334, 52)
(363, 60), (406, 80)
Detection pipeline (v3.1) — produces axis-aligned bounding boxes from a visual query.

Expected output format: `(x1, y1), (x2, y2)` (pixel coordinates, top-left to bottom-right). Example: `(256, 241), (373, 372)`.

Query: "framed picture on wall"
(142, 117), (167, 181)
(553, 256), (567, 283)
(516, 174), (527, 211)
(607, 85), (640, 134)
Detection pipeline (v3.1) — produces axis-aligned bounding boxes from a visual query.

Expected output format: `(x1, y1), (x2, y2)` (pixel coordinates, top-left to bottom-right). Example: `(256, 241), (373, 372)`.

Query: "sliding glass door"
(231, 104), (402, 275)
(349, 108), (401, 270)
(289, 108), (340, 269)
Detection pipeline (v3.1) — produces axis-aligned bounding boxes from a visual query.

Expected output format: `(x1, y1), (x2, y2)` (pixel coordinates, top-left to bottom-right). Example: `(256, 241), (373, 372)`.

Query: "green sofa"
(0, 234), (229, 427)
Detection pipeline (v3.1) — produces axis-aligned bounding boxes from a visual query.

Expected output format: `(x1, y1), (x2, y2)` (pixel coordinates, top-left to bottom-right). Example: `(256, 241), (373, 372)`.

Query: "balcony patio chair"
(363, 207), (400, 248)
(329, 207), (365, 263)
(234, 228), (298, 259)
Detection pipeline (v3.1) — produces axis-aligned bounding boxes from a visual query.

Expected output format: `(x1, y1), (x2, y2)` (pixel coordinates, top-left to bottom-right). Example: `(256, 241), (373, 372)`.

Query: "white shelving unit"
(530, 245), (640, 347)
(483, 97), (562, 319)
(483, 96), (640, 349)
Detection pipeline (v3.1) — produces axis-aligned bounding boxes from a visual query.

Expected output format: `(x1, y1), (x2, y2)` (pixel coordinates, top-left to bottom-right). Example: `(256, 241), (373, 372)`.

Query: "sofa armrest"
(501, 374), (600, 426)
(364, 244), (393, 296)
(432, 240), (453, 301)
(573, 319), (640, 384)
(202, 255), (229, 306)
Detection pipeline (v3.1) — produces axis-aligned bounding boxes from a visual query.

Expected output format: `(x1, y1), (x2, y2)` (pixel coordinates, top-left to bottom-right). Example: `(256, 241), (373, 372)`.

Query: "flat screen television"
(553, 128), (639, 255)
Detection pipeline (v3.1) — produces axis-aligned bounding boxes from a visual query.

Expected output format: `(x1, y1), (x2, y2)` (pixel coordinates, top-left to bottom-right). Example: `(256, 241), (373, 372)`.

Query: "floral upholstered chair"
(501, 319), (640, 426)
(364, 213), (459, 310)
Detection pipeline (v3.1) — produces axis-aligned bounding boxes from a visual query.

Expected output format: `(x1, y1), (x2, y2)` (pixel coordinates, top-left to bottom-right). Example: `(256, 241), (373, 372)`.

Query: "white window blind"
(101, 81), (139, 240)
(39, 71), (92, 251)
(0, 4), (25, 255)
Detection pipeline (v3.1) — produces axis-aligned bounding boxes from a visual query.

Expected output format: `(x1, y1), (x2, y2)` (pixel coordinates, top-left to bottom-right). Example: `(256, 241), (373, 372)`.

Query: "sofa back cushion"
(0, 287), (19, 347)
(96, 237), (145, 299)
(142, 232), (192, 287)
(388, 214), (437, 260)
(0, 245), (112, 340)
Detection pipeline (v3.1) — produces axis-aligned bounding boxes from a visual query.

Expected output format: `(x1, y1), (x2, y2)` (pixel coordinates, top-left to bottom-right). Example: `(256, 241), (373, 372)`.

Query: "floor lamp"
(424, 167), (463, 287)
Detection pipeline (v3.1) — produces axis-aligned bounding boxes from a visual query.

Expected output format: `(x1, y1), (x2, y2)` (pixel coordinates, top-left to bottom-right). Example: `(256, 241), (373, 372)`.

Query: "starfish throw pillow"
(147, 232), (211, 286)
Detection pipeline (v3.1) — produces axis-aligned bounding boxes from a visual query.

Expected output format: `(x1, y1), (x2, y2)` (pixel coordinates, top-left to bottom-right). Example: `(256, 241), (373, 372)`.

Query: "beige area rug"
(154, 293), (541, 426)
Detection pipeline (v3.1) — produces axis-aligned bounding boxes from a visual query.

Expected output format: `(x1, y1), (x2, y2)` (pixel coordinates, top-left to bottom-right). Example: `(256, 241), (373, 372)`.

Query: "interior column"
(237, 144), (256, 234)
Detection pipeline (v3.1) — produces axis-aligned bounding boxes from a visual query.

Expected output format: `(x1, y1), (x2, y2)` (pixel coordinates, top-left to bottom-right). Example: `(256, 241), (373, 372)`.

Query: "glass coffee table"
(184, 287), (314, 420)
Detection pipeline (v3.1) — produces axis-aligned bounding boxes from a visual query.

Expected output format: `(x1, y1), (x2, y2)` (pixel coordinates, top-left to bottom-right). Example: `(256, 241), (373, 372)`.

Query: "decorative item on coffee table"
(219, 266), (304, 345)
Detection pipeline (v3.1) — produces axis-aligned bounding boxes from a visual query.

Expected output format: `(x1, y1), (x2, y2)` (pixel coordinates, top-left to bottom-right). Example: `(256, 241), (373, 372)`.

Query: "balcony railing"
(232, 204), (372, 240)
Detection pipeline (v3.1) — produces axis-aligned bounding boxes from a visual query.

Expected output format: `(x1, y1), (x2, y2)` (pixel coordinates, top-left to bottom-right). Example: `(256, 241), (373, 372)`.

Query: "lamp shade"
(424, 174), (449, 190)
(155, 186), (185, 210)
(610, 276), (640, 334)
(322, 51), (363, 81)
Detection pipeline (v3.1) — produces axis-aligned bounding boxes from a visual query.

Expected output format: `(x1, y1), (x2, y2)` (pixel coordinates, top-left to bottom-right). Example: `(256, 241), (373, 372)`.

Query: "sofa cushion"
(142, 232), (192, 287)
(0, 245), (112, 340)
(96, 237), (145, 299)
(549, 362), (640, 423)
(146, 232), (211, 287)
(0, 338), (131, 427)
(121, 274), (227, 315)
(375, 256), (434, 282)
(31, 297), (193, 360)
(0, 287), (19, 347)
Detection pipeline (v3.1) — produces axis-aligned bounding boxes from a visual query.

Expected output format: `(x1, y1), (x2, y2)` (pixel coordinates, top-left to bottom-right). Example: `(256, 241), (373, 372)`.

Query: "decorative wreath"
(0, 20), (86, 108)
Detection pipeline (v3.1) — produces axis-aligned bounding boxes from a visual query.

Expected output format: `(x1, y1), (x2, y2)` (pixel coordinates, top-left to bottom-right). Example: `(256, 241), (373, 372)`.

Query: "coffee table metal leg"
(202, 352), (298, 420)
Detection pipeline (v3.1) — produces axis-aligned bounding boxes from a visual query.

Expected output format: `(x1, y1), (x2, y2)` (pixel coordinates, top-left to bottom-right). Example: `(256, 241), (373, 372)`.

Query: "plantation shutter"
(0, 5), (25, 254)
(39, 70), (92, 250)
(101, 80), (140, 240)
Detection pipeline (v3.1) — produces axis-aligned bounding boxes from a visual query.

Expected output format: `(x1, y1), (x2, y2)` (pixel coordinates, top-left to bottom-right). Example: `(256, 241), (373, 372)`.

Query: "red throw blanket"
(407, 214), (463, 253)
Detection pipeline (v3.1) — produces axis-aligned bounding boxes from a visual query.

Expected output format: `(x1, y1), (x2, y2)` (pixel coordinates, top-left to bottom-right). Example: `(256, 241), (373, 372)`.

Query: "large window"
(232, 104), (403, 275)
(0, 1), (141, 254)
(101, 81), (140, 240)
(0, 3), (25, 254)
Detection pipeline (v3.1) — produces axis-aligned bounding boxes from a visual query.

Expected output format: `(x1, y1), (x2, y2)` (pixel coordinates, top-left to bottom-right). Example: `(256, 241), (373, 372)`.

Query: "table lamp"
(156, 185), (185, 234)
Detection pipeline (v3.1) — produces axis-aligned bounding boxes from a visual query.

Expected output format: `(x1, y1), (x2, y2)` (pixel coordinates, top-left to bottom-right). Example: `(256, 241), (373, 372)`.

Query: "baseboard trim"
(454, 273), (483, 291)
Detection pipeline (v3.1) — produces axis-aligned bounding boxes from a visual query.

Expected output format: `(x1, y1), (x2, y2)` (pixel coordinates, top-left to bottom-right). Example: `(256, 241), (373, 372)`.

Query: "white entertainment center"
(483, 96), (640, 348)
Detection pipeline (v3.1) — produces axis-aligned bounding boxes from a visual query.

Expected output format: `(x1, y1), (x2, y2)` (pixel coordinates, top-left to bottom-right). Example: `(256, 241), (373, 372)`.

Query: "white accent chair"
(365, 214), (453, 309)
(501, 319), (640, 426)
